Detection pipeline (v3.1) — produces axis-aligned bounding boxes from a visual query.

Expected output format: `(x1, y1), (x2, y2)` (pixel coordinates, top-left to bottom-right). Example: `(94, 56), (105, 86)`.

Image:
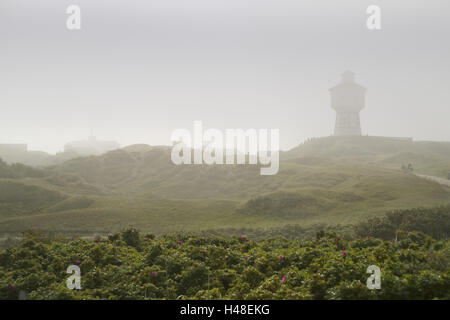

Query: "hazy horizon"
(2, 0), (450, 154)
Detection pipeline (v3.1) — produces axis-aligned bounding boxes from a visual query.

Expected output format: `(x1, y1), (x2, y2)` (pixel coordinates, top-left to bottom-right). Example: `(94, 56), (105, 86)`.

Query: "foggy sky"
(1, 0), (449, 153)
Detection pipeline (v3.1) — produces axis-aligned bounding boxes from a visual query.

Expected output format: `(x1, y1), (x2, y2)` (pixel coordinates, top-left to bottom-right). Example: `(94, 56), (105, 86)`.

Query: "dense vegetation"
(354, 206), (450, 240)
(1, 208), (449, 300)
(0, 228), (448, 300)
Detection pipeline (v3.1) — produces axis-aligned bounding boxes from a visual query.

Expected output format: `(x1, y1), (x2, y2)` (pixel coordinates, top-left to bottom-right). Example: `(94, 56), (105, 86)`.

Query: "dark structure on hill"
(329, 71), (366, 136)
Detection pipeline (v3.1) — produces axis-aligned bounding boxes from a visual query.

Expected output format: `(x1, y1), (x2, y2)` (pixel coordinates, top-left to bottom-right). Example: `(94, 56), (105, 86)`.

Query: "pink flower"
(279, 255), (284, 260)
(280, 277), (286, 283)
(177, 240), (183, 245)
(76, 260), (81, 265)
(151, 272), (158, 277)
(212, 277), (216, 281)
(144, 237), (149, 241)
(8, 284), (14, 289)
(342, 251), (347, 257)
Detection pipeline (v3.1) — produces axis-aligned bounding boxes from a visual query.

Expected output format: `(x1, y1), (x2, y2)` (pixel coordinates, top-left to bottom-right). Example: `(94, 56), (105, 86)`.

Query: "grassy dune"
(0, 136), (449, 236)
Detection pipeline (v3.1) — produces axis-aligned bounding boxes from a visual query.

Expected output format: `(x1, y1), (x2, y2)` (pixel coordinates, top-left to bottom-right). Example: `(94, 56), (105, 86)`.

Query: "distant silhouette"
(402, 163), (414, 173)
(329, 71), (366, 136)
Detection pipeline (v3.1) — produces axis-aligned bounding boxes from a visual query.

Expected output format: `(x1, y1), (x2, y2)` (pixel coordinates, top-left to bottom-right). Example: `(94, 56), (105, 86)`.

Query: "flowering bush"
(0, 229), (448, 300)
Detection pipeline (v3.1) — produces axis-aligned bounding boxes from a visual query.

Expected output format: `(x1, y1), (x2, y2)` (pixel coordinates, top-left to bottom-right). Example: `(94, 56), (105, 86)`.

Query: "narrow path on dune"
(414, 174), (450, 187)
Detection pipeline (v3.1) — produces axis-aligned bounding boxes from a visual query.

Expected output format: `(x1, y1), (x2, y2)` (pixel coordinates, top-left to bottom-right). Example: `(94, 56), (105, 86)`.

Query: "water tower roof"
(329, 70), (366, 92)
(342, 70), (355, 82)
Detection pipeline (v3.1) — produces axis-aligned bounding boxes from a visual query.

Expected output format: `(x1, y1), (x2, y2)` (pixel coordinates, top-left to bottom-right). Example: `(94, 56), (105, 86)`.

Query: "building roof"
(329, 70), (366, 91)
